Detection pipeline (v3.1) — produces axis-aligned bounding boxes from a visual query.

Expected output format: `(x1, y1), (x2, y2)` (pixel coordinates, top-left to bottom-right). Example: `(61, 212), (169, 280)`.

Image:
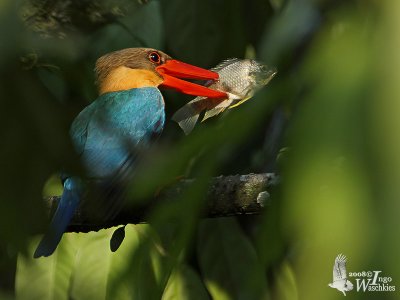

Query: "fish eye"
(149, 51), (161, 64)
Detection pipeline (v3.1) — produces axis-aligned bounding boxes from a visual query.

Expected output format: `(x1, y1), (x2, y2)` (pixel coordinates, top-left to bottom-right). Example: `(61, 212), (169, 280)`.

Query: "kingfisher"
(34, 48), (227, 258)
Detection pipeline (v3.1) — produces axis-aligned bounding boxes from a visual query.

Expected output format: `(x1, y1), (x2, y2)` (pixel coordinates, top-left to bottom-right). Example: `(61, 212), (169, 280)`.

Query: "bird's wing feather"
(333, 254), (348, 281)
(72, 88), (164, 177)
(70, 101), (97, 156)
(34, 177), (82, 257)
(69, 88), (165, 219)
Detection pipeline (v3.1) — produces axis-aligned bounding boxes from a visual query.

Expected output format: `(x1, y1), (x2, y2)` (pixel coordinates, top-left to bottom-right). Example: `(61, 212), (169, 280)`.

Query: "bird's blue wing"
(70, 87), (165, 219)
(34, 177), (82, 258)
(71, 87), (165, 178)
(69, 100), (97, 157)
(35, 88), (165, 258)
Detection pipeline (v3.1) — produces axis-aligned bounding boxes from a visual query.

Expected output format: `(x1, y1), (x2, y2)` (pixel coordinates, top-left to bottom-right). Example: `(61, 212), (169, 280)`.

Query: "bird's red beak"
(156, 60), (227, 98)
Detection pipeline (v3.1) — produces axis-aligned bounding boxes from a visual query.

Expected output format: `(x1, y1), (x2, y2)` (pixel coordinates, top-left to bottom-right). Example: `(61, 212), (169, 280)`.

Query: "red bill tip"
(156, 59), (219, 81)
(156, 59), (226, 98)
(160, 74), (227, 98)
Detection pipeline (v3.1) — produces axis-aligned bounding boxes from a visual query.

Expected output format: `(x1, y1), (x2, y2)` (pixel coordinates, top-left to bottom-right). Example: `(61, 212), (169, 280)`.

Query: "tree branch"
(45, 173), (279, 233)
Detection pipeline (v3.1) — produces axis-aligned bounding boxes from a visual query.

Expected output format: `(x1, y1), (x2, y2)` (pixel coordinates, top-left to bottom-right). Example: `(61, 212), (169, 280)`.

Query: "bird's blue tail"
(34, 177), (82, 258)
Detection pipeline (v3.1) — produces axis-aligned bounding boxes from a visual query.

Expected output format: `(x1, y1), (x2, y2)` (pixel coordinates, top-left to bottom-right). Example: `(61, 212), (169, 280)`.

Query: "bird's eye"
(149, 51), (161, 64)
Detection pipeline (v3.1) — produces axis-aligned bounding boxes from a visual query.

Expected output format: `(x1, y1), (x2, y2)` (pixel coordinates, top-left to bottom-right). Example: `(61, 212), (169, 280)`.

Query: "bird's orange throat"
(99, 66), (163, 95)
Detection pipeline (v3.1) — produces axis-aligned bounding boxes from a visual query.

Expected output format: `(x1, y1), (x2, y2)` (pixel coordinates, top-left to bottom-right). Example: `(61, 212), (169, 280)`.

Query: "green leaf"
(258, 0), (319, 65)
(69, 226), (146, 300)
(197, 218), (269, 300)
(69, 230), (113, 300)
(160, 0), (247, 67)
(106, 225), (167, 300)
(90, 1), (163, 57)
(242, 0), (273, 46)
(273, 260), (298, 300)
(0, 292), (14, 300)
(119, 1), (163, 49)
(15, 234), (79, 300)
(16, 227), (144, 300)
(162, 264), (210, 300)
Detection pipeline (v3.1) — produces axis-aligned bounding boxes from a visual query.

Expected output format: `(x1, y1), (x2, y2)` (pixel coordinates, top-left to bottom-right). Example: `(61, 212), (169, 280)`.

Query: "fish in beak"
(156, 60), (227, 99)
(172, 58), (277, 135)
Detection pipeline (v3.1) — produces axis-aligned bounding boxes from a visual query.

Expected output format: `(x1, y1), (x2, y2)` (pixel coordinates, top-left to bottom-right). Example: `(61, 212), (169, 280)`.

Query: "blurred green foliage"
(1, 0), (400, 299)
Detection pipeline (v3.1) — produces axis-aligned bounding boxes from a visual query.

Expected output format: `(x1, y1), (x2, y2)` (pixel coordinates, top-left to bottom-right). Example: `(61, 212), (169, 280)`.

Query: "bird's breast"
(71, 87), (165, 178)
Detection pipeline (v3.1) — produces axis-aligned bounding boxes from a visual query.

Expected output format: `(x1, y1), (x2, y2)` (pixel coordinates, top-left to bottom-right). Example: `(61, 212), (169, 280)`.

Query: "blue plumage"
(34, 87), (165, 257)
(71, 87), (165, 177)
(34, 177), (82, 258)
(34, 46), (223, 258)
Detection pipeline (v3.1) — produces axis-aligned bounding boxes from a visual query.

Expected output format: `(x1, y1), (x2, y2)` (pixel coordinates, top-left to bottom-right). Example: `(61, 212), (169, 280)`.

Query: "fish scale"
(172, 58), (277, 135)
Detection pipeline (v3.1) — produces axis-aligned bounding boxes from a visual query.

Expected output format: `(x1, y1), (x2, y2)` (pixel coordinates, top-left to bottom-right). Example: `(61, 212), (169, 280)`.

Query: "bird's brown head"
(95, 48), (227, 98)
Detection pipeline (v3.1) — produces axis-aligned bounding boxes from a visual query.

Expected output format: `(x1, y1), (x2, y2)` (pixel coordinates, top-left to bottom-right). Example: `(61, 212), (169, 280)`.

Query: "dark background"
(1, 0), (399, 299)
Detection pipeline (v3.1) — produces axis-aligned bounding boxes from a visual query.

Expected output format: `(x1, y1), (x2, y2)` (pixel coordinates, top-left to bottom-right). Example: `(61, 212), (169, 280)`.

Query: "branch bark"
(45, 173), (279, 233)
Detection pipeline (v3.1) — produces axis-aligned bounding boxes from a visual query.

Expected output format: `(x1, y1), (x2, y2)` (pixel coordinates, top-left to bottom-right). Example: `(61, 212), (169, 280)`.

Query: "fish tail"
(34, 177), (82, 258)
(201, 107), (227, 122)
(172, 98), (203, 135)
(176, 114), (200, 135)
